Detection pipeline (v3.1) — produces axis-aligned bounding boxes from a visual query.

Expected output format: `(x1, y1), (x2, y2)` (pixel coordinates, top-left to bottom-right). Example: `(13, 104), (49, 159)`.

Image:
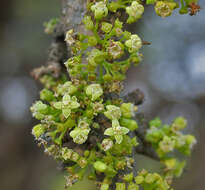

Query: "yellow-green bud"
(83, 16), (94, 30)
(120, 118), (138, 131)
(101, 22), (113, 33)
(120, 103), (135, 118)
(86, 84), (103, 101)
(126, 1), (144, 24)
(116, 183), (126, 190)
(32, 124), (45, 139)
(125, 35), (142, 53)
(155, 1), (176, 18)
(104, 105), (121, 120)
(135, 175), (144, 184)
(88, 36), (98, 46)
(101, 184), (109, 190)
(94, 161), (107, 172)
(91, 2), (108, 20)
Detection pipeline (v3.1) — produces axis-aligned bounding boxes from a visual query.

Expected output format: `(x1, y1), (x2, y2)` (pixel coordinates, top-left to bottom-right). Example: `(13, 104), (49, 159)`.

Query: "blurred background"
(0, 0), (204, 190)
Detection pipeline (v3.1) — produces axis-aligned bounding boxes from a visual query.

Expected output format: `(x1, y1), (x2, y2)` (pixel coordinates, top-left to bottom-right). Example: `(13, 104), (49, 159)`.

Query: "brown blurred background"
(0, 1), (204, 190)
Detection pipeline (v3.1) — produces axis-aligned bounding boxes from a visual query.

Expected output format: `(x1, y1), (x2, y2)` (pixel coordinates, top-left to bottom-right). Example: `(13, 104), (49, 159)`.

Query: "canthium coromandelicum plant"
(31, 0), (200, 190)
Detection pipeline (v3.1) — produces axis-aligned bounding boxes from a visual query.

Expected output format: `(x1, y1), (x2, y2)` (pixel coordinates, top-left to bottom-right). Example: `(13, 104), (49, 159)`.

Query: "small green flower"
(30, 101), (49, 120)
(101, 138), (113, 151)
(185, 135), (197, 149)
(65, 56), (81, 68)
(61, 147), (74, 161)
(120, 118), (138, 131)
(87, 49), (105, 66)
(127, 183), (139, 190)
(53, 94), (80, 118)
(100, 184), (109, 190)
(70, 128), (90, 144)
(107, 41), (124, 59)
(135, 175), (144, 184)
(120, 103), (135, 118)
(104, 119), (129, 144)
(92, 102), (104, 115)
(83, 15), (94, 30)
(104, 105), (121, 120)
(126, 1), (144, 23)
(56, 81), (77, 96)
(149, 117), (162, 128)
(78, 118), (90, 129)
(88, 36), (98, 46)
(108, 2), (121, 12)
(146, 126), (164, 143)
(86, 84), (103, 101)
(155, 1), (176, 18)
(125, 35), (142, 53)
(159, 136), (175, 153)
(32, 124), (45, 139)
(40, 89), (55, 101)
(171, 117), (187, 131)
(91, 2), (108, 20)
(101, 22), (113, 33)
(116, 183), (126, 190)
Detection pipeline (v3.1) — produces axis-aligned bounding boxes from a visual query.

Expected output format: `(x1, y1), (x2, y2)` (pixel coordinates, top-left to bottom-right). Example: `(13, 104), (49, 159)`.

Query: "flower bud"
(120, 118), (138, 131)
(32, 124), (45, 139)
(104, 105), (121, 120)
(128, 183), (139, 190)
(94, 161), (107, 172)
(91, 2), (108, 20)
(70, 128), (90, 144)
(125, 35), (142, 53)
(159, 136), (175, 153)
(86, 84), (103, 101)
(108, 2), (121, 12)
(171, 117), (187, 131)
(155, 1), (176, 18)
(101, 184), (109, 190)
(101, 138), (113, 151)
(123, 173), (133, 182)
(107, 41), (124, 59)
(88, 49), (105, 66)
(83, 16), (94, 30)
(120, 103), (135, 118)
(88, 36), (98, 46)
(101, 22), (112, 33)
(57, 81), (77, 95)
(40, 89), (55, 101)
(135, 175), (144, 184)
(116, 183), (126, 190)
(126, 1), (144, 23)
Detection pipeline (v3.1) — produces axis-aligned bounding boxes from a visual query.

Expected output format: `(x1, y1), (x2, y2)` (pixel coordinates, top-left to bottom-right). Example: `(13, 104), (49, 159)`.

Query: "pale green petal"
(121, 127), (130, 135)
(70, 101), (80, 109)
(115, 135), (123, 144)
(104, 128), (114, 136)
(112, 119), (120, 128)
(62, 108), (71, 118)
(62, 94), (71, 105)
(53, 102), (62, 109)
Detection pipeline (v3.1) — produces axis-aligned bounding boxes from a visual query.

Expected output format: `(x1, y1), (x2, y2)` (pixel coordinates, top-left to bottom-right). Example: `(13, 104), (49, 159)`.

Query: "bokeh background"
(0, 1), (204, 190)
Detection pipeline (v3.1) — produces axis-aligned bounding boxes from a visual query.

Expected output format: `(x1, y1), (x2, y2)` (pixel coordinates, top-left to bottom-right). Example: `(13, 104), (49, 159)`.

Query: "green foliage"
(31, 0), (199, 189)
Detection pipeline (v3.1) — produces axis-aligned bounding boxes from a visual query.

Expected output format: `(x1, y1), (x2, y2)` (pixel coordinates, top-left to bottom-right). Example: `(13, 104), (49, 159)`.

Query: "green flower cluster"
(146, 117), (196, 181)
(31, 0), (198, 189)
(146, 117), (196, 157)
(146, 0), (199, 17)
